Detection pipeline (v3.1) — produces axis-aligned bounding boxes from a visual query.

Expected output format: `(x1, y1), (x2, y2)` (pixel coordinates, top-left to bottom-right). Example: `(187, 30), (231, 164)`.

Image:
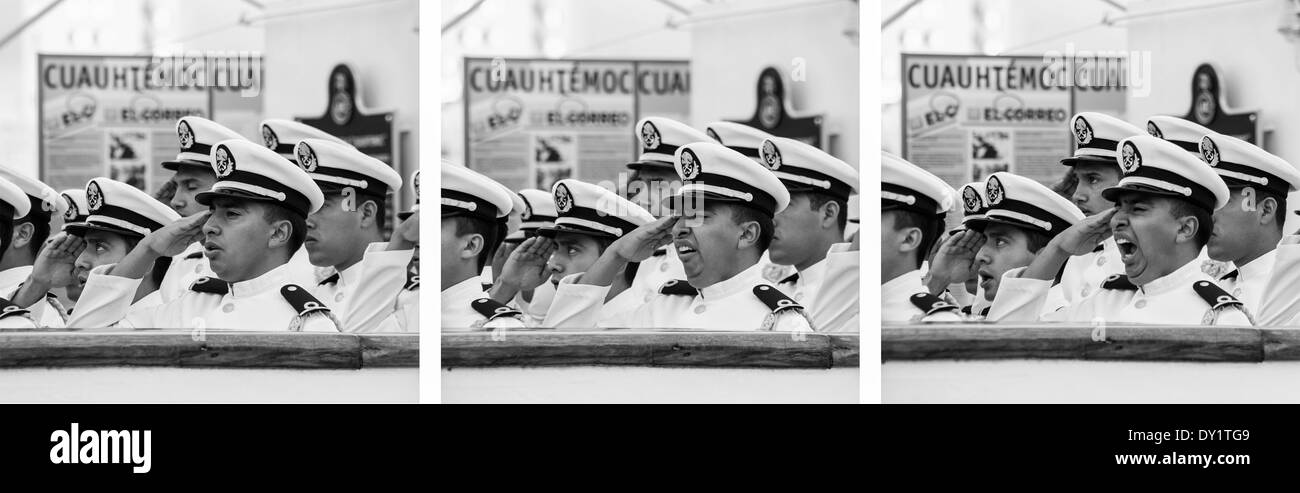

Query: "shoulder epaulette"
(753, 284), (803, 313)
(1101, 274), (1137, 291)
(471, 298), (521, 321)
(0, 297), (30, 319)
(658, 279), (698, 296)
(189, 277), (229, 295)
(280, 285), (332, 318)
(1192, 280), (1243, 311)
(908, 292), (958, 316)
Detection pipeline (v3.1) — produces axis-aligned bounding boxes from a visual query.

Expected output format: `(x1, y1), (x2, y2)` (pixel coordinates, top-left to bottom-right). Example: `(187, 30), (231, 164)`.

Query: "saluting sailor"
(54, 188), (91, 308)
(499, 188), (559, 325)
(494, 179), (654, 329)
(924, 181), (991, 315)
(957, 173), (1085, 319)
(1057, 112), (1145, 305)
(157, 116), (246, 302)
(987, 135), (1250, 326)
(28, 179), (181, 327)
(760, 136), (859, 332)
(441, 162), (524, 331)
(881, 152), (962, 323)
(624, 117), (707, 297)
(70, 139), (341, 332)
(562, 141), (812, 332)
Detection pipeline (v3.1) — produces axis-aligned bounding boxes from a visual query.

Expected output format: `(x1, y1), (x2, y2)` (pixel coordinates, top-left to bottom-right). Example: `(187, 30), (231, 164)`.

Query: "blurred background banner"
(444, 0), (860, 221)
(3, 0), (418, 218)
(463, 57), (690, 191)
(38, 53), (261, 192)
(884, 0), (1300, 229)
(900, 52), (1127, 187)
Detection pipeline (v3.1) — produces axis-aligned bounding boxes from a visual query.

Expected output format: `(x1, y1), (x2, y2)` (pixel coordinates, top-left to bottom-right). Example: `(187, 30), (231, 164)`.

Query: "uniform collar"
(1139, 258), (1204, 296)
(227, 262), (293, 299)
(794, 258), (828, 289)
(1234, 248), (1278, 284)
(699, 263), (765, 301)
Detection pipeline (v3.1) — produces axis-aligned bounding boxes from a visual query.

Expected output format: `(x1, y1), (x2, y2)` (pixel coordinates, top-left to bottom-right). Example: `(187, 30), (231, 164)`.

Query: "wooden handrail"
(881, 324), (1300, 362)
(0, 330), (418, 369)
(442, 331), (860, 369)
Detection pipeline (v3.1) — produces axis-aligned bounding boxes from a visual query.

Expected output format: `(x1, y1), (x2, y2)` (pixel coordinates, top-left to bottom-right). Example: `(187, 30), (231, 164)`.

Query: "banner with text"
(901, 53), (1129, 192)
(463, 57), (690, 191)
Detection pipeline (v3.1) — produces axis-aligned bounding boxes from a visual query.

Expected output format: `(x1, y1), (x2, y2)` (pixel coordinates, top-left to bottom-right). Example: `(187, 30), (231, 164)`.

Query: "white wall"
(881, 0), (1129, 155)
(689, 0), (860, 167)
(0, 367), (416, 403)
(262, 0), (420, 208)
(886, 360), (1300, 403)
(444, 366), (858, 403)
(1124, 0), (1300, 227)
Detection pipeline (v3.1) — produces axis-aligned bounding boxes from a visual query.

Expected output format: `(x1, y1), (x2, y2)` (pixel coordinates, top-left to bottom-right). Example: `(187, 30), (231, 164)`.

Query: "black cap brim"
(1060, 155), (1119, 167)
(161, 159), (213, 172)
(626, 159), (677, 172)
(196, 189), (306, 218)
(63, 222), (145, 239)
(1100, 183), (1186, 203)
(534, 224), (618, 240)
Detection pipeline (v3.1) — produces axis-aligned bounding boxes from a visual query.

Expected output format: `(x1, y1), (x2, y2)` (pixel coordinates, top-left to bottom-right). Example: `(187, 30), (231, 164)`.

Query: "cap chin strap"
(554, 218), (623, 237)
(881, 191), (915, 205)
(985, 210), (1053, 232)
(212, 182), (288, 202)
(1215, 169), (1268, 187)
(441, 198), (477, 211)
(85, 215), (151, 236)
(1118, 177), (1193, 197)
(771, 171), (831, 190)
(680, 183), (754, 203)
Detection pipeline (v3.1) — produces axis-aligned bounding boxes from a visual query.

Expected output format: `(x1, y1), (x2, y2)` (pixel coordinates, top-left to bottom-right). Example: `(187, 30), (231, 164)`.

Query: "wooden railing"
(882, 324), (1300, 362)
(443, 330), (859, 368)
(0, 330), (418, 369)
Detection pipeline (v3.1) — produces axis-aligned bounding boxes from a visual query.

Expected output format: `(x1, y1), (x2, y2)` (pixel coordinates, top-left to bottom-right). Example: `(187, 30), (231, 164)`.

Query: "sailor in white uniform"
(22, 179), (180, 327)
(1056, 112), (1144, 304)
(1192, 133), (1300, 325)
(0, 176), (38, 329)
(497, 179), (654, 329)
(0, 166), (68, 327)
(70, 139), (341, 332)
(987, 135), (1250, 326)
(759, 136), (859, 331)
(625, 117), (708, 297)
(880, 152), (962, 323)
(157, 116), (247, 303)
(556, 141), (811, 332)
(293, 138), (410, 333)
(706, 120), (796, 284)
(441, 163), (523, 331)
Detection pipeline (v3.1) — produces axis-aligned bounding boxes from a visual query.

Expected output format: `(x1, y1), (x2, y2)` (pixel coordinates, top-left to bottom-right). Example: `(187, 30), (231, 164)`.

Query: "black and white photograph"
(440, 0), (861, 403)
(881, 0), (1300, 403)
(0, 0), (419, 403)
